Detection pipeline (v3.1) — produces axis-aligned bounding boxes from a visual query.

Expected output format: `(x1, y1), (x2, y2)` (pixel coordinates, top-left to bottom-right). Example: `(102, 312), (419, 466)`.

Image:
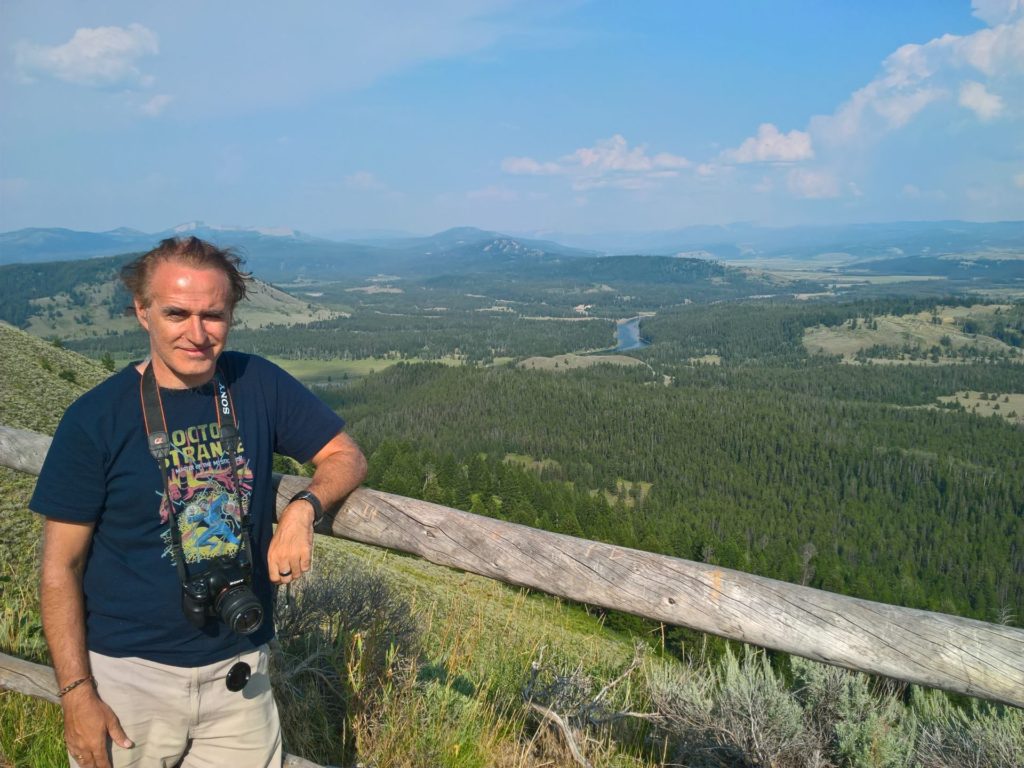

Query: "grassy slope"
(803, 304), (1023, 362)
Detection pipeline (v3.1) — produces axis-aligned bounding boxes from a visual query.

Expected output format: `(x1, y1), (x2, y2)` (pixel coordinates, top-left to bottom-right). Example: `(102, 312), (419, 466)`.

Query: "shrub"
(911, 688), (1024, 768)
(649, 647), (812, 767)
(271, 560), (420, 765)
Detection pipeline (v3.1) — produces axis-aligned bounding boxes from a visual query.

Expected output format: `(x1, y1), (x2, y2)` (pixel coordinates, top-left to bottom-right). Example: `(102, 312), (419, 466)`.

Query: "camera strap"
(139, 361), (256, 586)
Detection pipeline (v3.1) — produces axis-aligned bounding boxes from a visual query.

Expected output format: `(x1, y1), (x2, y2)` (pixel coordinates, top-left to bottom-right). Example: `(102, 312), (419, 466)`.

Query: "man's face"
(134, 260), (233, 388)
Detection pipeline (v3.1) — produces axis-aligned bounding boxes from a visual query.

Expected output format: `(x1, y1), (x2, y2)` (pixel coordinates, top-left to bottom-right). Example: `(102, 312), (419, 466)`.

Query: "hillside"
(2, 326), (1022, 767)
(0, 253), (342, 340)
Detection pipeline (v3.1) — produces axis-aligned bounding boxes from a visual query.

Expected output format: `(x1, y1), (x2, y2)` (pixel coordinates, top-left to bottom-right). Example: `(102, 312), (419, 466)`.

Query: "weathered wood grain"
(4, 425), (1023, 708)
(0, 652), (59, 704)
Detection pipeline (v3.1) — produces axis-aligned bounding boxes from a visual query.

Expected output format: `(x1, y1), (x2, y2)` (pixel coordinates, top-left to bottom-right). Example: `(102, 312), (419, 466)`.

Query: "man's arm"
(40, 519), (133, 768)
(267, 431), (367, 584)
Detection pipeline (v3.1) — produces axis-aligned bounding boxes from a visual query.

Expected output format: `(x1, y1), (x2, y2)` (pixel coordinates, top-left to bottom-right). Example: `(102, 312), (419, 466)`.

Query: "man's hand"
(267, 500), (314, 584)
(41, 518), (133, 767)
(268, 432), (366, 585)
(62, 684), (132, 768)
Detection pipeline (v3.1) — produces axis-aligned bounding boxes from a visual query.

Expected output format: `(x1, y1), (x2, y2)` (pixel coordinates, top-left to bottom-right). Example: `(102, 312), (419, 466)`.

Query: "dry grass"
(935, 391), (1024, 426)
(803, 304), (1022, 363)
(518, 354), (645, 372)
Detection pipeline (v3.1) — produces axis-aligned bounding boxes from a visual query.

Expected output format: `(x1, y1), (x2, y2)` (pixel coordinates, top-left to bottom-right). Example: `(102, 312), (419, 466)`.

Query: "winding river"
(614, 316), (649, 352)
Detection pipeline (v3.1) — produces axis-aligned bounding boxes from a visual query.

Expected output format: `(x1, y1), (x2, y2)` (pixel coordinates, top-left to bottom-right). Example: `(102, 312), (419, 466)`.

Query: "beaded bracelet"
(57, 674), (94, 697)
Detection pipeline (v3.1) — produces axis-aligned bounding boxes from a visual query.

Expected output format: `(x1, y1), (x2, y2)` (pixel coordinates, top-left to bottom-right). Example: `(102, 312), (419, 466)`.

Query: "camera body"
(181, 557), (264, 636)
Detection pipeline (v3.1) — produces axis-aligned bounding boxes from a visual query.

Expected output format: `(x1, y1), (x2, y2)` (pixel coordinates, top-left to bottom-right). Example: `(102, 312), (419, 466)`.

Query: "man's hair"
(121, 236), (250, 309)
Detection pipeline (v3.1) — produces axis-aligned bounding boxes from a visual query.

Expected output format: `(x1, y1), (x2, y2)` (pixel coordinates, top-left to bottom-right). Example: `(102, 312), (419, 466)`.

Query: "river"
(614, 316), (649, 352)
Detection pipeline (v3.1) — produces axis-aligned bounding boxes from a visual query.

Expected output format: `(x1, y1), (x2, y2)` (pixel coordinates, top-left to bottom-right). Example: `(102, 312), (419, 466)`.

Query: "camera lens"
(215, 586), (264, 635)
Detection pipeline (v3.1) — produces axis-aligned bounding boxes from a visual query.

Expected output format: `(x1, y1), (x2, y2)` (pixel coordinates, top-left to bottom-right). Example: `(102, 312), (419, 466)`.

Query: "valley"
(1, 222), (1023, 767)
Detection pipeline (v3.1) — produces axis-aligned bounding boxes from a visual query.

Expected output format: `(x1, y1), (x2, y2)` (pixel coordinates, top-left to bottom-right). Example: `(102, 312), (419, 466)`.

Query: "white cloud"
(565, 135), (690, 172)
(959, 80), (1005, 119)
(141, 94), (173, 117)
(972, 0), (1024, 26)
(501, 157), (563, 175)
(787, 169), (840, 199)
(722, 123), (813, 163)
(503, 135), (690, 192)
(344, 171), (388, 191)
(872, 87), (946, 127)
(15, 23), (158, 88)
(1014, 172), (1024, 188)
(953, 21), (1024, 77)
(811, 14), (1024, 145)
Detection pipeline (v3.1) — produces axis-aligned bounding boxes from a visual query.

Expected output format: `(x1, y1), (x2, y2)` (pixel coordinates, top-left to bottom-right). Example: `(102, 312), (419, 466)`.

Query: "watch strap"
(289, 489), (325, 527)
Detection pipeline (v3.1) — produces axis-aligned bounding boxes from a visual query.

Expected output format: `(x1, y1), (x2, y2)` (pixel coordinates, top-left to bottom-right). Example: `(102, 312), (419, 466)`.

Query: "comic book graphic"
(157, 421), (254, 565)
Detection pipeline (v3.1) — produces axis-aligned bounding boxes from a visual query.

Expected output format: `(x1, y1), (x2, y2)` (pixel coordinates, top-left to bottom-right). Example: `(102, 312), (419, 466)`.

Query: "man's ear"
(134, 298), (150, 331)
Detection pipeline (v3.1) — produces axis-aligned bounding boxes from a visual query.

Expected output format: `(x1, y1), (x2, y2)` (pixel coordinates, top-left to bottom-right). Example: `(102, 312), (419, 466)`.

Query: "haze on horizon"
(1, 1), (1023, 239)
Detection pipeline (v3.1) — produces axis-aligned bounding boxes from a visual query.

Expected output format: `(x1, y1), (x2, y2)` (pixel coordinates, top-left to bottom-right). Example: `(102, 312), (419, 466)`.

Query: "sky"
(1, 0), (1023, 237)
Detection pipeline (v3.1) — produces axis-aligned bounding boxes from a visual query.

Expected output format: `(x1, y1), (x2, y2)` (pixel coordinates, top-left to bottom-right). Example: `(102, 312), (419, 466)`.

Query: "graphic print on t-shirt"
(157, 420), (253, 565)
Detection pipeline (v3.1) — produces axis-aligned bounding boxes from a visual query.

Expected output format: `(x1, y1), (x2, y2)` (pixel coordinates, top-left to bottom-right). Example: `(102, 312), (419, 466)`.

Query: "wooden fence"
(2, 424), (1023, 712)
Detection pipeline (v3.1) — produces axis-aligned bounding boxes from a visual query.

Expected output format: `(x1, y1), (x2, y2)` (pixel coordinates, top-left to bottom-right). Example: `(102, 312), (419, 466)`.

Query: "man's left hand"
(267, 501), (314, 585)
(267, 432), (366, 585)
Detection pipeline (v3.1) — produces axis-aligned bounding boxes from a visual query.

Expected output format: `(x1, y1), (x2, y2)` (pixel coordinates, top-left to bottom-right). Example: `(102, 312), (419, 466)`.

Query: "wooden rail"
(3, 425), (1023, 709)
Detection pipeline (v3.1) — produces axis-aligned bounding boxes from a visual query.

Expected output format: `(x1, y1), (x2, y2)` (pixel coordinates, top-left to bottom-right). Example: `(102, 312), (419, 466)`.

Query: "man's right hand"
(62, 684), (133, 768)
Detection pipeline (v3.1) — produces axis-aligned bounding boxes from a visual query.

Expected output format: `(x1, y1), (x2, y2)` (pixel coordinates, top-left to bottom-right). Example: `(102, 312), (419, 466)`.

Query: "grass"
(268, 354), (464, 383)
(935, 391), (1024, 426)
(518, 353), (645, 372)
(803, 303), (1023, 363)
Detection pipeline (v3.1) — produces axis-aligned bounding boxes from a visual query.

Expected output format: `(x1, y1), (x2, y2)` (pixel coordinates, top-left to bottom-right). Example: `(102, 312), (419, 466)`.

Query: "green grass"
(268, 355), (464, 383)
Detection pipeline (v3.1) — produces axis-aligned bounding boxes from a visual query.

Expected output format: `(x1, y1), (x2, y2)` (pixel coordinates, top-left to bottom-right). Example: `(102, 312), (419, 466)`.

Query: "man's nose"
(186, 315), (209, 341)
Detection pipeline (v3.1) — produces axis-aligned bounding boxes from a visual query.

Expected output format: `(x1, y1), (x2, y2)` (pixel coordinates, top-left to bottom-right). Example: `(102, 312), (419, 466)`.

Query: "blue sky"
(1, 1), (1022, 237)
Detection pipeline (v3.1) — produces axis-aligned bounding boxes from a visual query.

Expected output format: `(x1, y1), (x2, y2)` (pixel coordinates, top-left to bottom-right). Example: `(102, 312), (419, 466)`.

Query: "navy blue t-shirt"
(30, 352), (345, 666)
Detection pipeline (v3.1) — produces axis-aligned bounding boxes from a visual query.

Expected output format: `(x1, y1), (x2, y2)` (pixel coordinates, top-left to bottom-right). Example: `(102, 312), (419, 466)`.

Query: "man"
(31, 237), (367, 768)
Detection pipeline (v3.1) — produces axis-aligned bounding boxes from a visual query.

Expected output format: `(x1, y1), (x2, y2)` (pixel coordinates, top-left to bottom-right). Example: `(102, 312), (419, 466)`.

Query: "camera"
(181, 557), (264, 635)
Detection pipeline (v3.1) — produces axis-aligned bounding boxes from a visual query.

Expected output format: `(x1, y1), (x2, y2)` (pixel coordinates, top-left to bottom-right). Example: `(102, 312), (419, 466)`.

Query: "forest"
(5, 252), (1023, 630)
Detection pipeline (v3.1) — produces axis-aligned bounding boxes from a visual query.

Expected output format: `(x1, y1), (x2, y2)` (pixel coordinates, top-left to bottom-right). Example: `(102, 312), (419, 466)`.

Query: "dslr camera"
(181, 557), (264, 635)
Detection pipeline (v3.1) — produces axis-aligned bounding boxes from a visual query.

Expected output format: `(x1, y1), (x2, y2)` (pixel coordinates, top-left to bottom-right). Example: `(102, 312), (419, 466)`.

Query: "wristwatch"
(289, 489), (325, 527)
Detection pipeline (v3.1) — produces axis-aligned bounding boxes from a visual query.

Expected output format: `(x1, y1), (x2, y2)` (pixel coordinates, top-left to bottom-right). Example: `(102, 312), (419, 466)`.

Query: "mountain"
(544, 220), (1024, 263)
(0, 226), (154, 263)
(3, 221), (1021, 284)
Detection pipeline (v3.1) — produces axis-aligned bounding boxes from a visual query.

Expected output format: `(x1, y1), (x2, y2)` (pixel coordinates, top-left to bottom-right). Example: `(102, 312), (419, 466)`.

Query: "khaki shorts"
(69, 645), (282, 768)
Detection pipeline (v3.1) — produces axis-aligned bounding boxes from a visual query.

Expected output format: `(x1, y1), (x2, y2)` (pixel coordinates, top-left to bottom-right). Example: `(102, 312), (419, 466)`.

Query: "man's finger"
(107, 715), (134, 750)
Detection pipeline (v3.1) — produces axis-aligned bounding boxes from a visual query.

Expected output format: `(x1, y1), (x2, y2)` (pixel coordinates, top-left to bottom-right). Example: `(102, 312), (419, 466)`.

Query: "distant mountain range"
(0, 221), (1021, 282)
(543, 220), (1024, 262)
(0, 223), (595, 280)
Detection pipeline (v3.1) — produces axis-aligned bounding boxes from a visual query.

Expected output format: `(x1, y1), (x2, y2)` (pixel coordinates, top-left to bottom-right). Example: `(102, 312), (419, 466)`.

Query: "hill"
(0, 252), (342, 339)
